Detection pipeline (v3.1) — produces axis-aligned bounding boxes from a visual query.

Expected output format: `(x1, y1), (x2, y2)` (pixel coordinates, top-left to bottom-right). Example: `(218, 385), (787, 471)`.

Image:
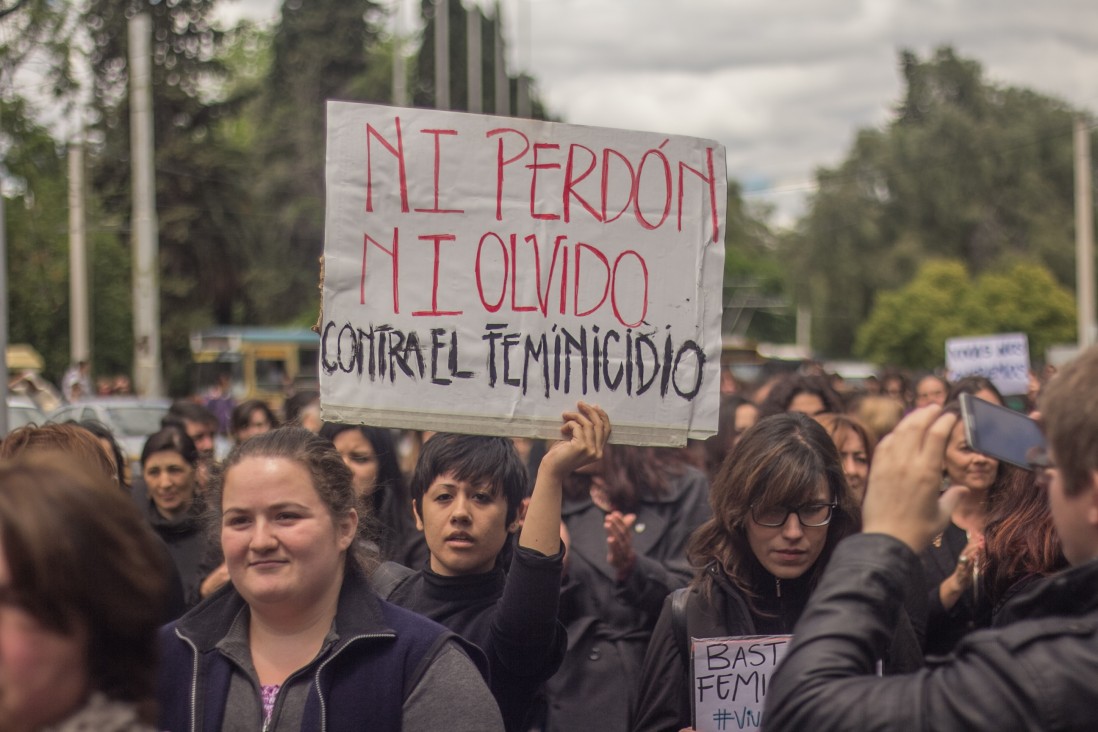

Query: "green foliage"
(723, 181), (792, 342)
(797, 46), (1085, 358)
(2, 97), (132, 383)
(855, 258), (1075, 369)
(246, 0), (387, 326)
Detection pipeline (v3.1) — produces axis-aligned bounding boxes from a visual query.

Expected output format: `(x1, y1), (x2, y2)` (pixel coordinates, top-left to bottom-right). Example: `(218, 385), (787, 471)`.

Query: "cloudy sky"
(222, 0), (1098, 226)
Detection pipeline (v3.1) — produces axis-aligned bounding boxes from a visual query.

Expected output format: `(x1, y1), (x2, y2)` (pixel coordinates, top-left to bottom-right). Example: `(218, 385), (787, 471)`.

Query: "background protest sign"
(945, 332), (1030, 396)
(692, 635), (791, 732)
(320, 101), (726, 445)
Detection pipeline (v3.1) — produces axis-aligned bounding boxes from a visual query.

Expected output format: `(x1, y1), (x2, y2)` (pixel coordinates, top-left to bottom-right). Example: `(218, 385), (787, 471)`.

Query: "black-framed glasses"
(1026, 446), (1056, 489)
(750, 502), (837, 528)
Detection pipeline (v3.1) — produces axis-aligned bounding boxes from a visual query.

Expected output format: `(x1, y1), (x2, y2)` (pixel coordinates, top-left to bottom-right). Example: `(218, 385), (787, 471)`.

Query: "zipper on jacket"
(175, 627), (201, 732)
(313, 632), (395, 731)
(775, 577), (782, 598)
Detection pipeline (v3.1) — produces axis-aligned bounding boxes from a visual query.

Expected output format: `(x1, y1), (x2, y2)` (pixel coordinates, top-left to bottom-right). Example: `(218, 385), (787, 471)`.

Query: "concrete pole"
(392, 0), (407, 106)
(466, 3), (482, 113)
(433, 0), (450, 110)
(0, 138), (8, 435)
(515, 0), (530, 118)
(796, 302), (812, 353)
(129, 13), (164, 396)
(493, 1), (509, 116)
(1075, 117), (1096, 349)
(68, 142), (90, 364)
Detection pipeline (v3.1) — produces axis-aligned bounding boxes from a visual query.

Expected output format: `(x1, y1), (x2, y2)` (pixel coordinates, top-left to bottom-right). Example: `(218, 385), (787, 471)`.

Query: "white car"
(48, 397), (172, 469)
(5, 395), (48, 435)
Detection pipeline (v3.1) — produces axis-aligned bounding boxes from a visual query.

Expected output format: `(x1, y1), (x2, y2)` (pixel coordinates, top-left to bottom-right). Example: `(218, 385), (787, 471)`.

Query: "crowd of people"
(0, 349), (1095, 730)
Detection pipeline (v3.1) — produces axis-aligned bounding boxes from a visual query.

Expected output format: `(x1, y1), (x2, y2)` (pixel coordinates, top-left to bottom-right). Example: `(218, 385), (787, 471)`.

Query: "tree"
(794, 46), (1086, 357)
(412, 0), (551, 119)
(723, 182), (791, 342)
(855, 258), (1074, 370)
(1, 95), (132, 382)
(246, 0), (388, 326)
(83, 0), (256, 393)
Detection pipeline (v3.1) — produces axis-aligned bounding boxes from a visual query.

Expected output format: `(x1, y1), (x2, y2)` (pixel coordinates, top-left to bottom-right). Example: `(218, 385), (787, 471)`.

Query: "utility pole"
(129, 13), (164, 396)
(0, 109), (7, 436)
(515, 0), (530, 118)
(68, 141), (90, 365)
(1076, 117), (1096, 349)
(493, 0), (509, 116)
(466, 2), (482, 113)
(433, 0), (449, 110)
(392, 0), (407, 106)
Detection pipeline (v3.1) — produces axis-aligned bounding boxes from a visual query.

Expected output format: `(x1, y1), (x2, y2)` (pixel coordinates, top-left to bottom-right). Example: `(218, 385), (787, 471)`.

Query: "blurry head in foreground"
(0, 459), (168, 728)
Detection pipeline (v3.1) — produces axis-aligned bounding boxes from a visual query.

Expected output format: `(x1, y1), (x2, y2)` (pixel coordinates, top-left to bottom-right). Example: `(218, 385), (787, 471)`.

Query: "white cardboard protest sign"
(692, 635), (792, 732)
(945, 332), (1030, 396)
(320, 101), (726, 445)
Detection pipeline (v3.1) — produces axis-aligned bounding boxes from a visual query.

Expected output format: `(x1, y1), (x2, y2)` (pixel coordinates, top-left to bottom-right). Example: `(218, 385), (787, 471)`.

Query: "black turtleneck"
(385, 542), (567, 732)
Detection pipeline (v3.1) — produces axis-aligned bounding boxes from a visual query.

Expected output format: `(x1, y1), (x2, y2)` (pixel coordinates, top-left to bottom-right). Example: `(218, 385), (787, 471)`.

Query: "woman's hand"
(604, 510), (637, 582)
(939, 534), (984, 609)
(541, 402), (611, 481)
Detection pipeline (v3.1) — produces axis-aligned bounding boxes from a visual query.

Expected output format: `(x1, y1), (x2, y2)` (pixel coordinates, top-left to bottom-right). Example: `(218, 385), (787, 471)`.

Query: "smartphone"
(959, 392), (1045, 470)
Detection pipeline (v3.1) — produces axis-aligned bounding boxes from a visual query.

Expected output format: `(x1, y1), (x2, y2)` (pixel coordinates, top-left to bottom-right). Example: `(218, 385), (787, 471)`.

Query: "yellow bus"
(190, 327), (319, 409)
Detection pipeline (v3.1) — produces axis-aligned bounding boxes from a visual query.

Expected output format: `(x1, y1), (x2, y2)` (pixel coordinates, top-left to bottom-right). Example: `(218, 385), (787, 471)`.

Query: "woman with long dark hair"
(319, 423), (427, 567)
(633, 413), (861, 731)
(140, 427), (211, 608)
(980, 464), (1067, 623)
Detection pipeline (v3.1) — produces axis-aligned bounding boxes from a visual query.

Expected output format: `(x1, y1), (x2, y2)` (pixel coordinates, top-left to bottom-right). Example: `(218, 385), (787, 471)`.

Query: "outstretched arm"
(519, 402), (610, 556)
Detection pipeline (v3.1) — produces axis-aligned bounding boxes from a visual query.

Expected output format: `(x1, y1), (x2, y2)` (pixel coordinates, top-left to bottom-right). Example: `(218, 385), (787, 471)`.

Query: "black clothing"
(633, 559), (922, 732)
(766, 533), (1098, 731)
(920, 521), (978, 655)
(382, 542), (566, 732)
(158, 563), (501, 731)
(142, 497), (210, 608)
(540, 467), (711, 732)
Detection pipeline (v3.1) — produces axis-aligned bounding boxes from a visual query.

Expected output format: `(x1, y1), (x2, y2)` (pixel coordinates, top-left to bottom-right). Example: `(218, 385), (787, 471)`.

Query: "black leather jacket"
(765, 533), (1098, 731)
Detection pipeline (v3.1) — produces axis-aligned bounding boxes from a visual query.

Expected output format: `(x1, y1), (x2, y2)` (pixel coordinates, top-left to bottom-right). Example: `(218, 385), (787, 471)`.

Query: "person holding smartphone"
(919, 401), (1002, 656)
(763, 345), (1098, 730)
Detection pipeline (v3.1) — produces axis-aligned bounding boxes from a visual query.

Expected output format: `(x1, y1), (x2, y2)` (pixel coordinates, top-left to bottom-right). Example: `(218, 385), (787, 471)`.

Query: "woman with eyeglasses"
(632, 413), (863, 731)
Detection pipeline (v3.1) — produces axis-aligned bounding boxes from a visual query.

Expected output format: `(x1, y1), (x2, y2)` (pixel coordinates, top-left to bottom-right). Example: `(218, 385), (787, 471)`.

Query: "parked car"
(5, 395), (48, 435)
(48, 397), (171, 470)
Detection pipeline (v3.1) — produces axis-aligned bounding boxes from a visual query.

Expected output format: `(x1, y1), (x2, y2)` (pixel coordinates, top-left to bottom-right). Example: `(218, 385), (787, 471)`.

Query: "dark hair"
(284, 390), (320, 424)
(1040, 345), (1098, 497)
(209, 427), (371, 571)
(916, 373), (951, 395)
(76, 419), (129, 489)
(410, 434), (527, 526)
(165, 400), (218, 428)
(982, 465), (1067, 609)
(319, 423), (413, 560)
(0, 459), (168, 718)
(757, 374), (845, 419)
(949, 375), (1004, 406)
(938, 400), (1005, 491)
(688, 413), (860, 612)
(0, 423), (117, 485)
(813, 412), (877, 462)
(703, 395), (757, 480)
(141, 427), (199, 468)
(231, 399), (279, 437)
(566, 442), (695, 512)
